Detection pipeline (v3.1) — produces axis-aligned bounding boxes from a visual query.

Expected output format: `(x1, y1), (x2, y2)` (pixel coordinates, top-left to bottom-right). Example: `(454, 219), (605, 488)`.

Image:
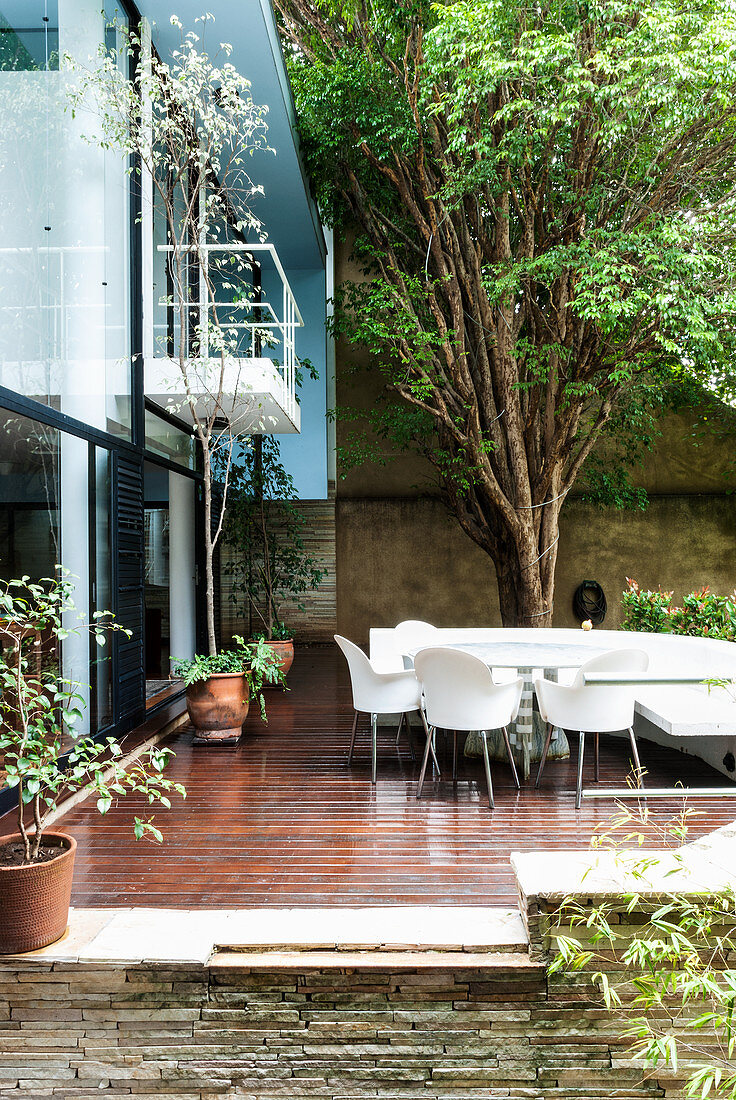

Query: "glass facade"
(0, 0), (264, 758)
(92, 446), (113, 729)
(144, 409), (196, 470)
(0, 1), (132, 438)
(0, 410), (59, 582)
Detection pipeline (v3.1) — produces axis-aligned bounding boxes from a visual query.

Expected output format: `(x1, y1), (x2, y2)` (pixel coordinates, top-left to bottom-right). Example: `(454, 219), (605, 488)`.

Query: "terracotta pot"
(186, 671), (250, 745)
(263, 639), (294, 680)
(0, 832), (76, 955)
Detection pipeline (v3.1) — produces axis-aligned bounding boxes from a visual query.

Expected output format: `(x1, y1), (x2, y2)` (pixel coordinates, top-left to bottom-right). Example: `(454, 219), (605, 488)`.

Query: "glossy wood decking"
(52, 647), (736, 907)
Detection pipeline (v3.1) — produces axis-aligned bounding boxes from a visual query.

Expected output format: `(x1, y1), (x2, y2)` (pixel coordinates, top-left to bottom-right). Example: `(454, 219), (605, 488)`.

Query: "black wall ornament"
(572, 580), (607, 625)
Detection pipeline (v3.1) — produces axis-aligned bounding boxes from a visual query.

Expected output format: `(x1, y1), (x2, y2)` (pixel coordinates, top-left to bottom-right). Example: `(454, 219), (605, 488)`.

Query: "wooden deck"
(46, 647), (736, 907)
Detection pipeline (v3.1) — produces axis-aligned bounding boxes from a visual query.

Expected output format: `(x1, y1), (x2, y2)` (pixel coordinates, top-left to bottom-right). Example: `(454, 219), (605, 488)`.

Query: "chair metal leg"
(430, 736), (441, 775)
(371, 713), (378, 784)
(502, 726), (520, 790)
(396, 712), (415, 761)
(535, 723), (554, 789)
(576, 730), (585, 810)
(417, 717), (435, 799)
(420, 709), (440, 776)
(594, 731), (600, 782)
(628, 727), (644, 789)
(452, 730), (458, 781)
(347, 710), (358, 765)
(480, 731), (494, 809)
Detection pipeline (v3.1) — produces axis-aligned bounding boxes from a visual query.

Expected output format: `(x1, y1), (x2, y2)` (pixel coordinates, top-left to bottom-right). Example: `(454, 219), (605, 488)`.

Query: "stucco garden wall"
(336, 492), (736, 642)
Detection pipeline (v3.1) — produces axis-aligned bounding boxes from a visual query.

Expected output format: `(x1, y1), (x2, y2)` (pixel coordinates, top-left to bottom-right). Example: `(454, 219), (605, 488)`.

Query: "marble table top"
(409, 640), (608, 669)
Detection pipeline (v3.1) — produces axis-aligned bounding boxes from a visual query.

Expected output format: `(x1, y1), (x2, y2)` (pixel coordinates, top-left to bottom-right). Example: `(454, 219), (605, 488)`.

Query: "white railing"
(155, 242), (303, 425)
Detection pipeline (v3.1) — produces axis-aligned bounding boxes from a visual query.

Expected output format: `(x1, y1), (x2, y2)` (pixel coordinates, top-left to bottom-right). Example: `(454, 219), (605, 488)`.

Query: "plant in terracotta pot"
(250, 621), (296, 680)
(171, 636), (284, 745)
(226, 436), (325, 678)
(0, 571), (186, 955)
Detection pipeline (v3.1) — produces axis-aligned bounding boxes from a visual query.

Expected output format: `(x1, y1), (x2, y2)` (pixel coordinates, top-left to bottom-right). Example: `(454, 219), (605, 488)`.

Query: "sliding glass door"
(143, 460), (196, 709)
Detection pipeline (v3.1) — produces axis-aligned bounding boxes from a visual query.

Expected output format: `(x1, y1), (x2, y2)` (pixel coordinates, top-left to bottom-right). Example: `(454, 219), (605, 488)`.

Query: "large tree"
(276, 0), (736, 625)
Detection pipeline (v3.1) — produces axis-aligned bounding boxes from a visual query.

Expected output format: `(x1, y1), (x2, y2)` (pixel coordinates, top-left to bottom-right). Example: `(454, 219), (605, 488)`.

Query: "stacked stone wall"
(0, 952), (693, 1098)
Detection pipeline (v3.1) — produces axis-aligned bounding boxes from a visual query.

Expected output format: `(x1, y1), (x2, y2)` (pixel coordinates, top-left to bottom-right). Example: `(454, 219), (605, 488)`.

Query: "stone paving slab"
(219, 906), (527, 953)
(512, 818), (736, 901)
(0, 907), (528, 967)
(209, 950), (542, 971)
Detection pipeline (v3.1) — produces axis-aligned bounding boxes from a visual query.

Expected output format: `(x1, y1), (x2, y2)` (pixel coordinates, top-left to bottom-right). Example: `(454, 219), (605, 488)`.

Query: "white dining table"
(408, 640), (608, 780)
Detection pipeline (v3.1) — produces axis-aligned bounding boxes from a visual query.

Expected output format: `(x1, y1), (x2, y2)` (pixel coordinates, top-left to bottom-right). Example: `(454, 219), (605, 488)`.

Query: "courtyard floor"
(41, 647), (736, 907)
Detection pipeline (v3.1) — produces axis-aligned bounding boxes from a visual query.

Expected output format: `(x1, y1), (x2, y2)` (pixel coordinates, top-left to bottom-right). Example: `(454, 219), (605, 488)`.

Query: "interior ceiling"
(137, 0), (325, 271)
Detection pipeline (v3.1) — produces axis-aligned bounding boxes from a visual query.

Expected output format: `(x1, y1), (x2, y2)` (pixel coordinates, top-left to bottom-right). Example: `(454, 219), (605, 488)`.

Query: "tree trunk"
(494, 526), (555, 628)
(253, 436), (274, 638)
(203, 462), (217, 657)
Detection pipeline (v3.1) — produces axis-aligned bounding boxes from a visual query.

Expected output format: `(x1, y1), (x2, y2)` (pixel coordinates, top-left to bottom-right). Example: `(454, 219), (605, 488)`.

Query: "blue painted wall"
(278, 267), (329, 501)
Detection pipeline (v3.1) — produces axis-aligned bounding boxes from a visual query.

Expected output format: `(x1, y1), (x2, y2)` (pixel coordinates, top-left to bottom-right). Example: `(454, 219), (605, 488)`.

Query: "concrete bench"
(635, 685), (736, 739)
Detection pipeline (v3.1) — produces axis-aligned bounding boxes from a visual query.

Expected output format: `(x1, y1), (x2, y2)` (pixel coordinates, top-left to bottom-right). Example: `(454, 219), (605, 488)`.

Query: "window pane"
(0, 2), (132, 438)
(145, 410), (196, 469)
(0, 410), (61, 765)
(92, 446), (113, 728)
(0, 1), (59, 72)
(0, 409), (60, 580)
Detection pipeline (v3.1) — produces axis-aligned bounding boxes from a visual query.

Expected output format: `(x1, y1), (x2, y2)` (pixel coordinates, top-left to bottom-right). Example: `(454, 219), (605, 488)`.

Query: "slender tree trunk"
(13, 647), (31, 863)
(253, 436), (274, 638)
(203, 458), (217, 657)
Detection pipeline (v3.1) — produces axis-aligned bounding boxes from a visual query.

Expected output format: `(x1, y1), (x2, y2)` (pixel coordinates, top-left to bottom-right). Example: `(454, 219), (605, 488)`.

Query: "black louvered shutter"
(113, 453), (145, 731)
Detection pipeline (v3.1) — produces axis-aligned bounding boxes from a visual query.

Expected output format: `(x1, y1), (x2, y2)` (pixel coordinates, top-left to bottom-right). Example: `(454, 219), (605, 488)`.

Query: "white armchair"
(414, 646), (523, 809)
(335, 635), (425, 783)
(535, 649), (649, 808)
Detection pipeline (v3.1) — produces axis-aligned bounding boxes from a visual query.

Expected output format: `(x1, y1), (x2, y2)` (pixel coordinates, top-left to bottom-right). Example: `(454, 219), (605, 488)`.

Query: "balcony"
(144, 243), (302, 434)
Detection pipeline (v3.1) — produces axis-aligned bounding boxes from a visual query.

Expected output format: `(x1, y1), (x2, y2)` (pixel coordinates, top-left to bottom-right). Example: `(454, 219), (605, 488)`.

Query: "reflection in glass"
(144, 409), (196, 470)
(144, 460), (170, 699)
(0, 2), (132, 438)
(0, 1), (59, 71)
(92, 446), (113, 729)
(0, 409), (61, 751)
(0, 409), (59, 581)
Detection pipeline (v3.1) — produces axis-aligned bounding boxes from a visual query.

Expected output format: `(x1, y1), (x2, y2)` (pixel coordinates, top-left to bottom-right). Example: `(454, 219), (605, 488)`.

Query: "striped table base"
(465, 668), (570, 779)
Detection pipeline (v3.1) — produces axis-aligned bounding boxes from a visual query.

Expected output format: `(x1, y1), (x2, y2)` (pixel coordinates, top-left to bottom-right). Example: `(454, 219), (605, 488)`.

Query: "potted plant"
(226, 436), (325, 678)
(72, 19), (300, 739)
(171, 636), (284, 745)
(0, 571), (186, 955)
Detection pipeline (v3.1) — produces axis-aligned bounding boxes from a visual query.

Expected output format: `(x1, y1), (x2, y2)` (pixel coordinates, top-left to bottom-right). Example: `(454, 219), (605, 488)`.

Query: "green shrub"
(622, 579), (736, 641)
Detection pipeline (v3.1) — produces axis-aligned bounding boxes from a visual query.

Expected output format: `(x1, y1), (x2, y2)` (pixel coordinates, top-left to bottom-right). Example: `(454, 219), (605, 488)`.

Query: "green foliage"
(0, 571), (186, 863)
(292, 0), (736, 401)
(171, 636), (285, 721)
(622, 579), (736, 641)
(279, 0), (736, 619)
(224, 437), (325, 639)
(579, 372), (685, 510)
(550, 807), (736, 1099)
(251, 622), (292, 642)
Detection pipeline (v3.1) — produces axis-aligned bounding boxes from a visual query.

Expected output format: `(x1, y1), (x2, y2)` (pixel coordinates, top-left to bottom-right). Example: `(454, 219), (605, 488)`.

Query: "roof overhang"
(136, 0), (326, 272)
